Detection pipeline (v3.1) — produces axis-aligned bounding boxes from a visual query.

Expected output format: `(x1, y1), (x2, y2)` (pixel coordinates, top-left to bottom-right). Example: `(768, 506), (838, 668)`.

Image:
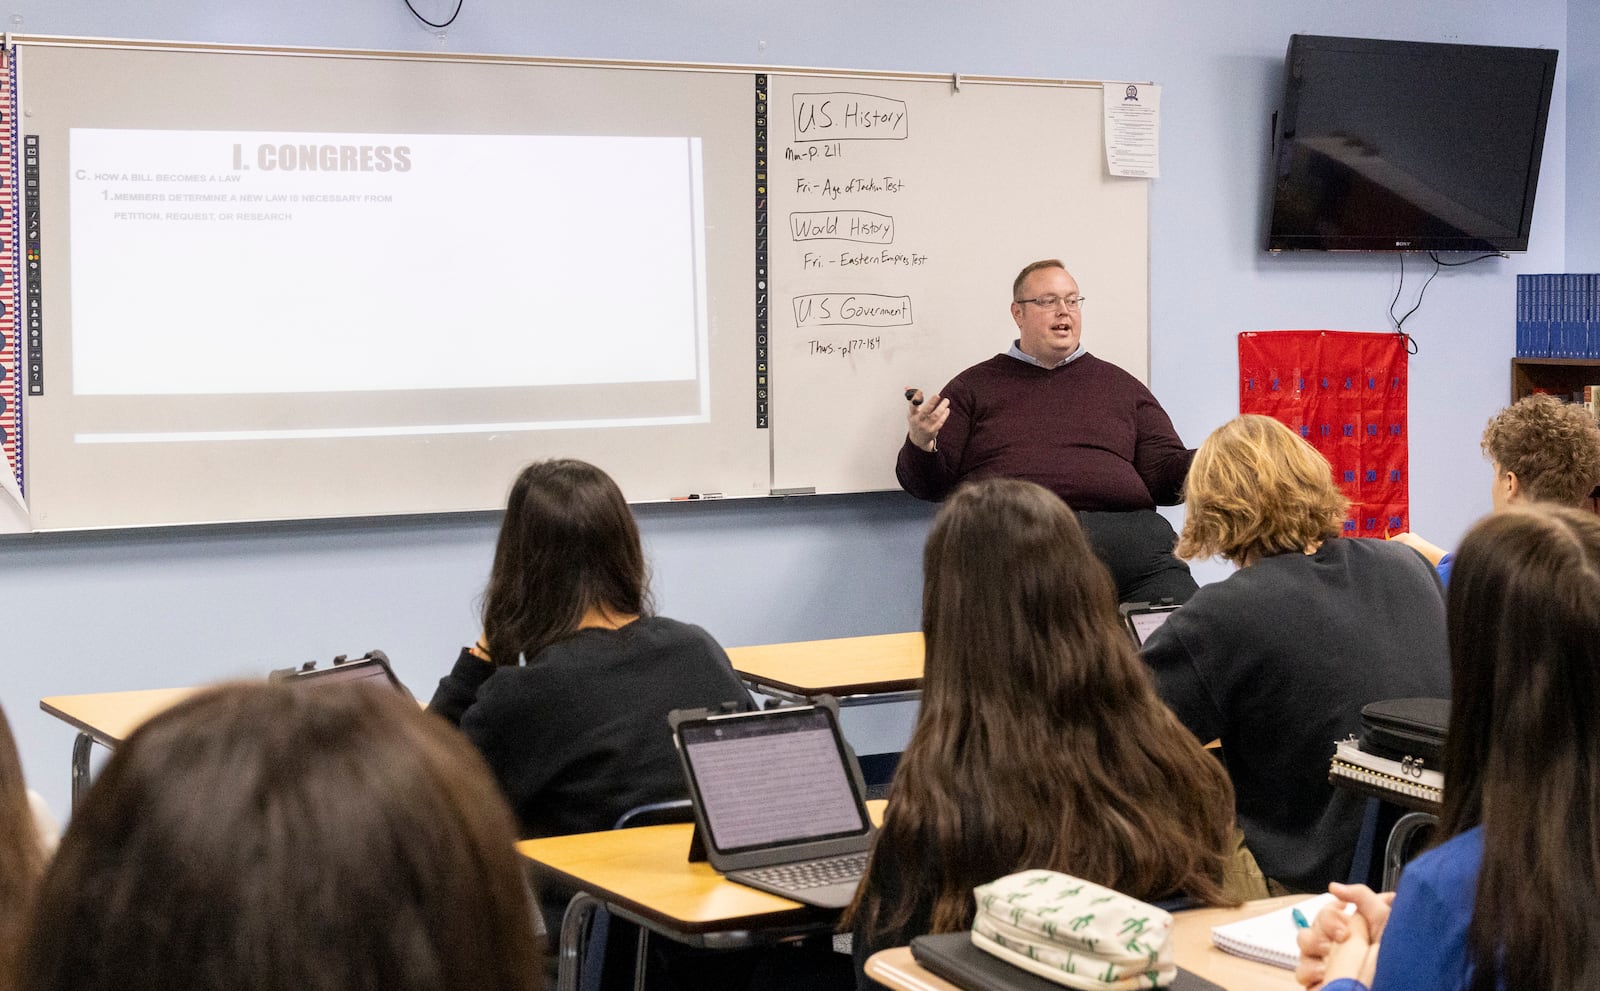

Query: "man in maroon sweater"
(897, 258), (1198, 603)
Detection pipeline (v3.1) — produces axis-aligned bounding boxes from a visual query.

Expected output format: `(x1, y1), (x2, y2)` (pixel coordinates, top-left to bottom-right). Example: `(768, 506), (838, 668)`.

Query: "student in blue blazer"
(1297, 505), (1600, 991)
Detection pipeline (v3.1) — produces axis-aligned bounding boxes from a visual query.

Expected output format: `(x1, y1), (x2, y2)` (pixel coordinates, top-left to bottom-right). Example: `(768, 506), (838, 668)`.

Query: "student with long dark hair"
(1296, 505), (1600, 991)
(427, 459), (754, 986)
(846, 478), (1242, 989)
(0, 703), (46, 991)
(428, 458), (749, 846)
(19, 682), (544, 991)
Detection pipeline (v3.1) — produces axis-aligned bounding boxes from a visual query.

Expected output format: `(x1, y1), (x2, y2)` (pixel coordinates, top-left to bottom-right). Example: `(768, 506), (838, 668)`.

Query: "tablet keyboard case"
(910, 931), (1226, 991)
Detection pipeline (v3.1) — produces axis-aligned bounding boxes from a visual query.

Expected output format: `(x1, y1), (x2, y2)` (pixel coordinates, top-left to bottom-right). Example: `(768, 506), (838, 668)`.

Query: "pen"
(1291, 908), (1310, 929)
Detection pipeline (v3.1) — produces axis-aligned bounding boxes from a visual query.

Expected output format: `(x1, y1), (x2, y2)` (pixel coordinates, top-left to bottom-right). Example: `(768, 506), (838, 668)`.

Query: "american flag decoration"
(0, 44), (21, 510)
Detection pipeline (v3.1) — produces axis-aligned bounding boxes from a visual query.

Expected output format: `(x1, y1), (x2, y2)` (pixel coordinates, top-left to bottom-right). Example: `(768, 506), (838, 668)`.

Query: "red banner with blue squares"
(1238, 330), (1409, 537)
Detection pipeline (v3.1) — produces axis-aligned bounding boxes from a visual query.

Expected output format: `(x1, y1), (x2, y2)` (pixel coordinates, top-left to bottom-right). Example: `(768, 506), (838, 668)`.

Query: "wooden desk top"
(518, 822), (824, 933)
(864, 894), (1304, 991)
(517, 800), (887, 935)
(42, 683), (427, 746)
(40, 686), (200, 746)
(725, 631), (923, 697)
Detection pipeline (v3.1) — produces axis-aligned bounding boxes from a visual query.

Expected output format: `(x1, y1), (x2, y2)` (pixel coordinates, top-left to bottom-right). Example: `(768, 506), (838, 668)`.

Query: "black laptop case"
(1358, 697), (1448, 763)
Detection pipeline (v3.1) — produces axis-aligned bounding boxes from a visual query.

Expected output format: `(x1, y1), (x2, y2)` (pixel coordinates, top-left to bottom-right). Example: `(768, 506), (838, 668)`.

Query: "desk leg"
(70, 732), (95, 811)
(633, 927), (650, 991)
(557, 891), (601, 991)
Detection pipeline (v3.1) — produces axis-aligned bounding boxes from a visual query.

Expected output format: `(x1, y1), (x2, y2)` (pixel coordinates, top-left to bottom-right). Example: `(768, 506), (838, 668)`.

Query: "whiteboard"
(766, 76), (1150, 494)
(0, 39), (1150, 530)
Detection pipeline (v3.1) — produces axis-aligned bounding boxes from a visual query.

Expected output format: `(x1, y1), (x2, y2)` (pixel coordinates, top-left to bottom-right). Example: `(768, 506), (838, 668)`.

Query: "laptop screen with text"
(678, 706), (870, 856)
(1121, 602), (1180, 646)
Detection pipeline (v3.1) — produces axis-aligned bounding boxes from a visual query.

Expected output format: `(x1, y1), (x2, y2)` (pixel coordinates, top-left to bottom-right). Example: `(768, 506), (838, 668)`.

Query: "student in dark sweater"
(897, 258), (1196, 603)
(1141, 415), (1450, 893)
(427, 459), (754, 989)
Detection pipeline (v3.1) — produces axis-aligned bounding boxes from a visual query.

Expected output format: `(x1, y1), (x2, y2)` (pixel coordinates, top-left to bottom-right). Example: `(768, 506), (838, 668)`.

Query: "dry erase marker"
(904, 388), (923, 406)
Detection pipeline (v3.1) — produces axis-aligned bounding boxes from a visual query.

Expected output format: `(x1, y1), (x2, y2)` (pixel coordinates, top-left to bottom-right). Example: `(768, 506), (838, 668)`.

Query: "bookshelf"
(1510, 357), (1600, 404)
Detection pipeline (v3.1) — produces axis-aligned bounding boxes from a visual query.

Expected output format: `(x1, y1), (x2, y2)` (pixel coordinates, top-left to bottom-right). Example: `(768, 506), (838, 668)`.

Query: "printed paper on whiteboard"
(1103, 82), (1161, 178)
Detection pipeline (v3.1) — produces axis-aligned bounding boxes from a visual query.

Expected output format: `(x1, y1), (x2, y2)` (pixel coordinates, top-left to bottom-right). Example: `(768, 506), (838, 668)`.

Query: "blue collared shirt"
(1006, 340), (1086, 369)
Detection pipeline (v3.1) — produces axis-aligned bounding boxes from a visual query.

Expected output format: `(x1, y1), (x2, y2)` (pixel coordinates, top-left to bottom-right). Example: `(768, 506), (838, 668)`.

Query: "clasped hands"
(1295, 882), (1394, 990)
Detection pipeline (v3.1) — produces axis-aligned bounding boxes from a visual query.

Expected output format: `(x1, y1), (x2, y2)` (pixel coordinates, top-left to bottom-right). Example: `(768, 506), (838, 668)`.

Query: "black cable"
(1388, 251), (1409, 331)
(1430, 251), (1504, 268)
(1390, 253), (1441, 334)
(1387, 251), (1504, 354)
(1387, 252), (1425, 354)
(404, 0), (464, 29)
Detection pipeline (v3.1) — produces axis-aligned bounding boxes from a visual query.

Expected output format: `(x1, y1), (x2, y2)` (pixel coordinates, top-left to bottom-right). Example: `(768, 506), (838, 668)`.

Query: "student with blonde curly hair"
(1141, 415), (1449, 893)
(1392, 393), (1600, 582)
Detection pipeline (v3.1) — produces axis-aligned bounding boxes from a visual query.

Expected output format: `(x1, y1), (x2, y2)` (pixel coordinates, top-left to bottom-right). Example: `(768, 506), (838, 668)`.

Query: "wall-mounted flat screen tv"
(1267, 34), (1558, 252)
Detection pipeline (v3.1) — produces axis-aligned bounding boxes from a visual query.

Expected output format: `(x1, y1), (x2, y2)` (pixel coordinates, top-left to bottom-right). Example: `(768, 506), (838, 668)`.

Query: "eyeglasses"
(1015, 294), (1085, 310)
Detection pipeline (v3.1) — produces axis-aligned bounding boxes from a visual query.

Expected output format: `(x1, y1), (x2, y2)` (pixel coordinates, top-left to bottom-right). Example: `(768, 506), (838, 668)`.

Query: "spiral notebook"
(1209, 894), (1339, 970)
(1328, 738), (1444, 806)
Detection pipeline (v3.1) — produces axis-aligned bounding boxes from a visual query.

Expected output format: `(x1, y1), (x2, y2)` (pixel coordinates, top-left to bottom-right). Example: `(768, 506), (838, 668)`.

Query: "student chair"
(560, 800), (695, 991)
(1381, 811), (1438, 891)
(1347, 798), (1438, 892)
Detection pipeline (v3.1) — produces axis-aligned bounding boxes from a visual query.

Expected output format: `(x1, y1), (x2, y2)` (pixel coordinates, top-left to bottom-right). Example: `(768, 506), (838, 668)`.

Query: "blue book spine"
(1558, 275), (1565, 358)
(1562, 274), (1574, 359)
(1580, 273), (1589, 359)
(1584, 274), (1592, 359)
(1580, 273), (1593, 358)
(1553, 274), (1562, 358)
(1555, 275), (1568, 360)
(1516, 274), (1526, 356)
(1546, 274), (1557, 358)
(1538, 274), (1551, 358)
(1569, 274), (1580, 358)
(1552, 274), (1563, 358)
(1531, 274), (1541, 358)
(1517, 274), (1531, 357)
(1562, 275), (1571, 358)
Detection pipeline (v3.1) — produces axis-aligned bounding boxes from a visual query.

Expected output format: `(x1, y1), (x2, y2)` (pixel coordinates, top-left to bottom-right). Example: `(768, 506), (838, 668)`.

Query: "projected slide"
(67, 129), (709, 441)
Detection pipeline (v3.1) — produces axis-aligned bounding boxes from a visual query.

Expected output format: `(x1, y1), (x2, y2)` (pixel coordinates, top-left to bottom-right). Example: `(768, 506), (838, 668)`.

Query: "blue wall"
(1568, 1), (1600, 267)
(2, 0), (1577, 819)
